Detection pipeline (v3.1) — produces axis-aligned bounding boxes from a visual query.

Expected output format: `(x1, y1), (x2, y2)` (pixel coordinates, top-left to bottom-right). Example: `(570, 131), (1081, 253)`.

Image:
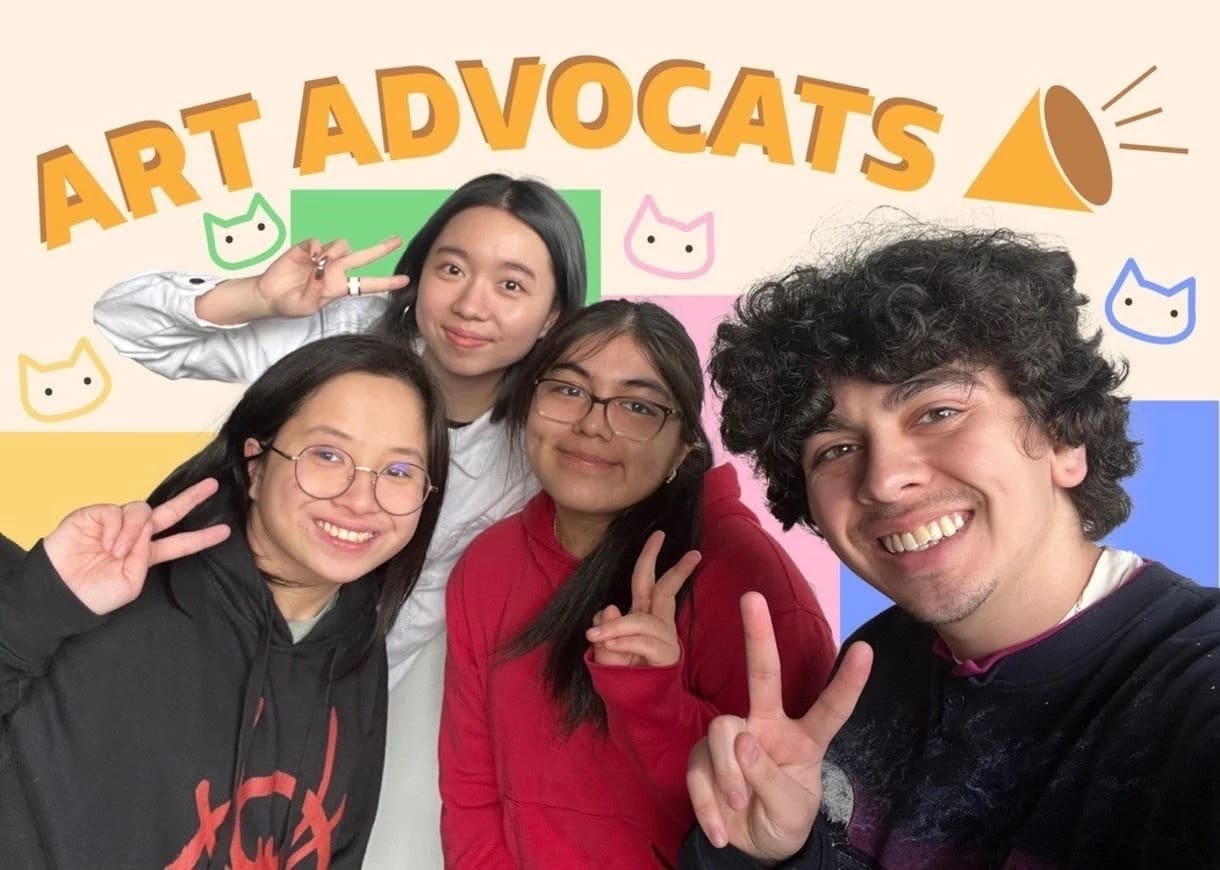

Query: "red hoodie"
(440, 463), (836, 869)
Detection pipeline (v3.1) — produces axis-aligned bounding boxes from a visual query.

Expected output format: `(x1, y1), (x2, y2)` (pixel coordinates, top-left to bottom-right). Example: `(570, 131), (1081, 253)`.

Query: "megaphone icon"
(966, 86), (1112, 212)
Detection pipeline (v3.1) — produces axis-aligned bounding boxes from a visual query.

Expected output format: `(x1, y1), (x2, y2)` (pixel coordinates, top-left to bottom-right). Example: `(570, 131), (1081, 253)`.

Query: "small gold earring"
(665, 468), (677, 484)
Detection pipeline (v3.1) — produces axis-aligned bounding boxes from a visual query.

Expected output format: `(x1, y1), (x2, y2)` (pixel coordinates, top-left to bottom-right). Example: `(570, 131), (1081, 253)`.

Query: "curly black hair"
(709, 227), (1138, 539)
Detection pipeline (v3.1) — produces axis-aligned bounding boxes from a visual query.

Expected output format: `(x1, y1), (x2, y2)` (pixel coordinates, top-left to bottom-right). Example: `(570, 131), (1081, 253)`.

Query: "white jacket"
(94, 272), (539, 691)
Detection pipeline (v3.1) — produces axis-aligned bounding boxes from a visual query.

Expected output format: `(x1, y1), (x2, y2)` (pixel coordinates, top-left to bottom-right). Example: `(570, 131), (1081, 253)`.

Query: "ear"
(248, 192), (270, 220)
(1050, 442), (1088, 489)
(670, 442), (693, 478)
(538, 305), (561, 340)
(243, 438), (265, 500)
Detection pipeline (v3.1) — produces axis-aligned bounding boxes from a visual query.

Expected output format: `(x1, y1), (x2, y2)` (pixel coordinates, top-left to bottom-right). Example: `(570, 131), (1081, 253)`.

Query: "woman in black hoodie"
(0, 333), (449, 869)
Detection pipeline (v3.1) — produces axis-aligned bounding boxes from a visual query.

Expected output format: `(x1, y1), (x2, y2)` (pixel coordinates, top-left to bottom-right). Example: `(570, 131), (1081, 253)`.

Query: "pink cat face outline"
(623, 195), (715, 279)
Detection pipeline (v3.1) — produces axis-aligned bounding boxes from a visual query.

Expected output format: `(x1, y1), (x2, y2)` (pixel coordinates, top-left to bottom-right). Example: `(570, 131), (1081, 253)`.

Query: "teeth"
(318, 520), (374, 543)
(880, 513), (966, 554)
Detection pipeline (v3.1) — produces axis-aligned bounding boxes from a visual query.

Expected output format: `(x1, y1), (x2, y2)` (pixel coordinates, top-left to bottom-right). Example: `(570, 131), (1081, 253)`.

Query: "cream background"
(2, 2), (1216, 867)
(4, 2), (1214, 429)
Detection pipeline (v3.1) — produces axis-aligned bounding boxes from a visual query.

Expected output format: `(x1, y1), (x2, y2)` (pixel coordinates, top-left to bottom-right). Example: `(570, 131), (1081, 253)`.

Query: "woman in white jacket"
(92, 172), (588, 866)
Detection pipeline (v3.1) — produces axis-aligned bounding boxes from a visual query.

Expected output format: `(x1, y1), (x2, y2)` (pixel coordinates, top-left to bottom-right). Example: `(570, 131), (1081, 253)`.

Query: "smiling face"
(244, 372), (429, 601)
(414, 205), (560, 396)
(801, 365), (1094, 641)
(526, 333), (690, 535)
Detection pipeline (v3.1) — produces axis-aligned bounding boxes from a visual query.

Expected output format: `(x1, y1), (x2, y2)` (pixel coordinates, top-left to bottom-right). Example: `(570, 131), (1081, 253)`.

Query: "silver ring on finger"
(347, 276), (362, 297)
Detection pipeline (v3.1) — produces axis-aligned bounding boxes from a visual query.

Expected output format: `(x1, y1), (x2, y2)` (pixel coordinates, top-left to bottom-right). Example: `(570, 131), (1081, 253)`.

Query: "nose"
(331, 467), (383, 515)
(572, 397), (614, 441)
(856, 437), (930, 505)
(450, 275), (491, 320)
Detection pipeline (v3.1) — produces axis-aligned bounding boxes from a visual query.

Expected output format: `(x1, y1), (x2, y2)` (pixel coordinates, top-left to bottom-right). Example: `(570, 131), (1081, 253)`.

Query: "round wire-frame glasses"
(261, 442), (436, 516)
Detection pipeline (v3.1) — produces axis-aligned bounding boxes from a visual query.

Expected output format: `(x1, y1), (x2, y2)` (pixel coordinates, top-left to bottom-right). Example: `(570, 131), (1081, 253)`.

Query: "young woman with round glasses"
(91, 173), (589, 860)
(438, 300), (837, 868)
(0, 334), (447, 868)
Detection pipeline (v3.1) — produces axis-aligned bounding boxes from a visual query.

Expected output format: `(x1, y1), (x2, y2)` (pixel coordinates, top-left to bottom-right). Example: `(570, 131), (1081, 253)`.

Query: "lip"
(556, 447), (617, 471)
(312, 517), (381, 552)
(869, 509), (973, 540)
(442, 326), (492, 349)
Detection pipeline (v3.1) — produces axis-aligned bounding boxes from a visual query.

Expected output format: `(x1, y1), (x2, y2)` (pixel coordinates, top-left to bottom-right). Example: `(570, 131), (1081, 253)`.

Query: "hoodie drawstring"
(207, 615), (274, 870)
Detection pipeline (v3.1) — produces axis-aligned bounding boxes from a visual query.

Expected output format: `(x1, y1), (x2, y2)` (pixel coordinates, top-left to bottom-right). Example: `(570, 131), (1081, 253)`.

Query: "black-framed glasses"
(532, 378), (679, 442)
(261, 443), (436, 516)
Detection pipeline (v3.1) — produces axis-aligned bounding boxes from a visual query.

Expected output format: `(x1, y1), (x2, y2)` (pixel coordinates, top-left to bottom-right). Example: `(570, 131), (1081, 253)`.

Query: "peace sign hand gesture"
(196, 237), (411, 325)
(251, 236), (410, 318)
(41, 478), (232, 617)
(586, 529), (702, 668)
(686, 592), (873, 860)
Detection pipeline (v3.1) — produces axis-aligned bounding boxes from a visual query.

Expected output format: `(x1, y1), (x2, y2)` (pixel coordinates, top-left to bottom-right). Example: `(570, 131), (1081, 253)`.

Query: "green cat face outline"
(203, 192), (287, 270)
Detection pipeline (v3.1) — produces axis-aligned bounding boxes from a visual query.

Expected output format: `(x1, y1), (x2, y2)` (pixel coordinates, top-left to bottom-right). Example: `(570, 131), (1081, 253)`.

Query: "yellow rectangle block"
(0, 432), (214, 549)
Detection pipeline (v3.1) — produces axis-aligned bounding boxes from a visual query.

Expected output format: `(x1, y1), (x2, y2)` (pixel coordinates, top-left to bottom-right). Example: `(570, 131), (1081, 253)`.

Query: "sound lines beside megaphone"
(966, 66), (1189, 212)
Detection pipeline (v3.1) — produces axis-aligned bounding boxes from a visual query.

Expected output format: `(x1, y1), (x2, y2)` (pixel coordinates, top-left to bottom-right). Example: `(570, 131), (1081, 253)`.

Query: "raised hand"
(252, 236), (411, 318)
(41, 478), (232, 617)
(586, 529), (702, 668)
(195, 236), (411, 325)
(686, 591), (872, 860)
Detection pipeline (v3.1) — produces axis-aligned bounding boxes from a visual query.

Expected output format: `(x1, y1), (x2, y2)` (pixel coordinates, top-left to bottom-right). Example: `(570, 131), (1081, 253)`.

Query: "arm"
(93, 271), (388, 382)
(438, 556), (516, 869)
(0, 533), (24, 568)
(1, 481), (229, 717)
(589, 520), (838, 819)
(92, 238), (405, 382)
(0, 543), (106, 716)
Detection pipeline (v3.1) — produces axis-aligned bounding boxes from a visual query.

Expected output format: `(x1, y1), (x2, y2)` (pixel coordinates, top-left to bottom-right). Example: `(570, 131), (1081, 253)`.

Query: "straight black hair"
(150, 334), (450, 651)
(375, 172), (589, 421)
(503, 300), (713, 731)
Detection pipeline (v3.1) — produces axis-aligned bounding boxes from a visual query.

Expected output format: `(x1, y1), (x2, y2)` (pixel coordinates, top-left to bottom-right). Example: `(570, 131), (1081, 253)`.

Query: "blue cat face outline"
(202, 192), (287, 270)
(1104, 257), (1196, 345)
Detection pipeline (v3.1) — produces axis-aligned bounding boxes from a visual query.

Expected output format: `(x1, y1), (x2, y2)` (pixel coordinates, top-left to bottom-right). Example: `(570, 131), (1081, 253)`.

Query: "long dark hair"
(504, 300), (713, 731)
(375, 172), (589, 420)
(150, 334), (450, 646)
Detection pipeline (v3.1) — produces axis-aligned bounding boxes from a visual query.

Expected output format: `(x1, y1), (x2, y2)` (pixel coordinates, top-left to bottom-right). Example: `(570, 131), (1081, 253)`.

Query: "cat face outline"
(18, 338), (113, 422)
(1104, 257), (1196, 345)
(623, 195), (715, 279)
(203, 192), (287, 270)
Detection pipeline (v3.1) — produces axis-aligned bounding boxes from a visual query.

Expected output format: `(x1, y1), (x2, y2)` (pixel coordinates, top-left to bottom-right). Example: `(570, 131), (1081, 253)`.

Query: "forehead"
(822, 366), (1003, 418)
(281, 373), (428, 445)
(554, 333), (665, 382)
(433, 206), (551, 264)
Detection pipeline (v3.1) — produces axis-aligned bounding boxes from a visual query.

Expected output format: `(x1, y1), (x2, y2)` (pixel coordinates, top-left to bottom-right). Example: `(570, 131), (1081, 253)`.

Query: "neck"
(938, 534), (1103, 662)
(553, 505), (613, 560)
(421, 348), (502, 424)
(266, 580), (340, 622)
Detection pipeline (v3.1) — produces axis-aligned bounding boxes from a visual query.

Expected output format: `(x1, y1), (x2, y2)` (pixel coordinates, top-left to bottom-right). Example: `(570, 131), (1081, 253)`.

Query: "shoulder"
(448, 510), (530, 591)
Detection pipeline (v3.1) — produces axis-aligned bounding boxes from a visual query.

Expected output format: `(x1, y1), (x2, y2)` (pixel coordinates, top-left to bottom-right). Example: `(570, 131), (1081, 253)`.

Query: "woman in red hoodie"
(439, 300), (837, 868)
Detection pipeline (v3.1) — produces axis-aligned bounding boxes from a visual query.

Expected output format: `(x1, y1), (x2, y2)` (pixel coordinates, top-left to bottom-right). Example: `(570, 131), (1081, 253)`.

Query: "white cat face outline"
(203, 192), (287, 271)
(1104, 258), (1196, 345)
(623, 195), (715, 279)
(18, 338), (113, 422)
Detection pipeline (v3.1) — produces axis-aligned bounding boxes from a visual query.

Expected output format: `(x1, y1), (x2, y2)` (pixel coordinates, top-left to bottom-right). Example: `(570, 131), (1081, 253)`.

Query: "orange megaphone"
(965, 85), (1112, 212)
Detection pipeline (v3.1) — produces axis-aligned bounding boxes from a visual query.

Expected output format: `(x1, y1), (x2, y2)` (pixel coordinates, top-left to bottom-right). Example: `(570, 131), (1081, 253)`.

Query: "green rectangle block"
(290, 188), (601, 301)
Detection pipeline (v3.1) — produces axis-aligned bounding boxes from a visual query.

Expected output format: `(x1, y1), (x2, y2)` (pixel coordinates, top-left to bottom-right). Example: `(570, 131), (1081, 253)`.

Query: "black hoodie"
(0, 494), (389, 869)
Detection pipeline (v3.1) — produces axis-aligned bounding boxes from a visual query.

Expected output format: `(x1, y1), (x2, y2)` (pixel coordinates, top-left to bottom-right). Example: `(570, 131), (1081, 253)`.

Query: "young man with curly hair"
(681, 229), (1220, 869)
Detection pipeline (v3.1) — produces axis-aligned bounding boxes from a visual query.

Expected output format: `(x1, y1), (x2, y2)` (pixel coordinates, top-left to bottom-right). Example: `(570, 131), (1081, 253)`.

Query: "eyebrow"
(812, 368), (983, 435)
(431, 245), (538, 281)
(882, 368), (983, 411)
(548, 362), (673, 400)
(300, 425), (426, 464)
